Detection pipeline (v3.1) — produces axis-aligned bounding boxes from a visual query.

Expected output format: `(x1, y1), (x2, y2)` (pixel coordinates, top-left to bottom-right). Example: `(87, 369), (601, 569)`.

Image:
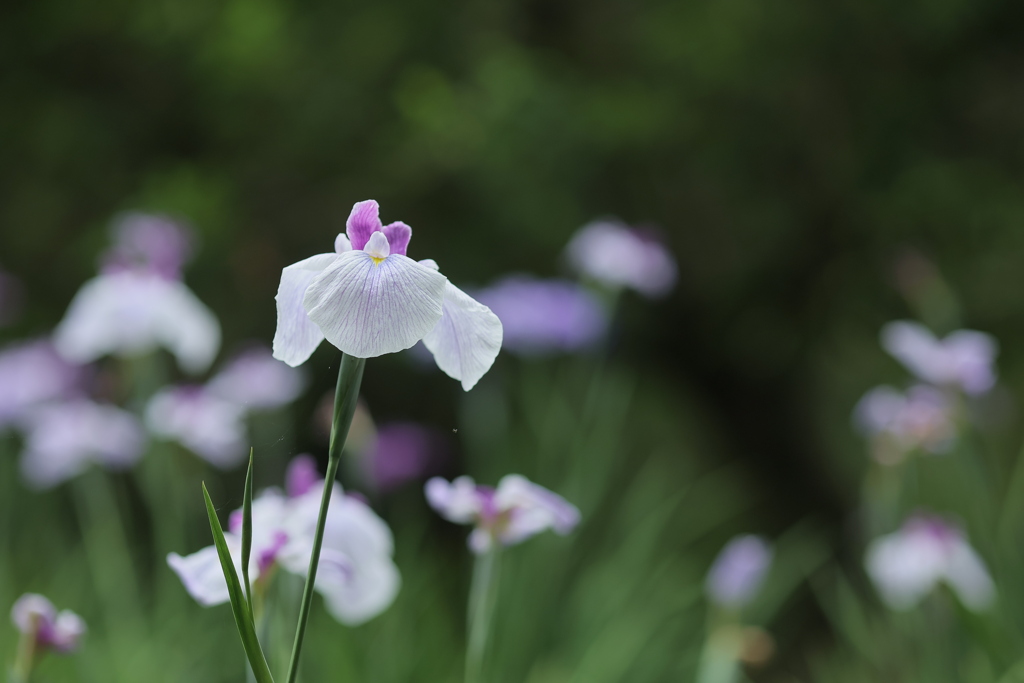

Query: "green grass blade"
(242, 448), (255, 622)
(202, 482), (275, 683)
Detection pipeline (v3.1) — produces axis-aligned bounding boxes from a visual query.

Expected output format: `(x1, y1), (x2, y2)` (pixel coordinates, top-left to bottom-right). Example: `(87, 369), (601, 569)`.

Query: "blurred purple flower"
(474, 276), (608, 355)
(854, 384), (957, 463)
(866, 515), (994, 611)
(425, 474), (580, 553)
(19, 399), (145, 489)
(169, 456), (400, 625)
(881, 321), (997, 395)
(0, 266), (24, 326)
(286, 454), (320, 497)
(103, 212), (193, 280)
(54, 269), (220, 374)
(0, 340), (80, 428)
(207, 345), (306, 410)
(565, 220), (677, 297)
(11, 594), (86, 653)
(706, 535), (773, 609)
(366, 422), (445, 492)
(145, 385), (247, 468)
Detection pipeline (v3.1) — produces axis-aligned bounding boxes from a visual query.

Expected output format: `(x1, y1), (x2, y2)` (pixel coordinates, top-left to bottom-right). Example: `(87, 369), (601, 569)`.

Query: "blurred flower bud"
(706, 535), (773, 609)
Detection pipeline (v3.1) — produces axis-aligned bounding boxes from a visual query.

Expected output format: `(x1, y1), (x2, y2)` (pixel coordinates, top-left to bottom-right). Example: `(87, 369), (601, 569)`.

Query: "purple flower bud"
(11, 594), (86, 653)
(706, 535), (773, 609)
(474, 276), (608, 355)
(565, 220), (677, 297)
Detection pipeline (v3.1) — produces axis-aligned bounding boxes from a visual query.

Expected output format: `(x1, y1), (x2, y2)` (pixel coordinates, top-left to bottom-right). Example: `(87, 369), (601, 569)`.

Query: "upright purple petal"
(346, 200), (383, 251)
(104, 212), (193, 279)
(368, 423), (445, 492)
(382, 222), (412, 256)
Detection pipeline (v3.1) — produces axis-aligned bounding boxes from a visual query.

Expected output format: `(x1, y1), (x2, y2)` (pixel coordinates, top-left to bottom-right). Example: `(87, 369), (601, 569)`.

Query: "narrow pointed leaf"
(202, 482), (275, 683)
(242, 449), (255, 621)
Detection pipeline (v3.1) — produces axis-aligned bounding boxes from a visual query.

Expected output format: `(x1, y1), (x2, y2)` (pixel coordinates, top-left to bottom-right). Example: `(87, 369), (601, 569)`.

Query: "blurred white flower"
(54, 269), (220, 374)
(0, 339), (80, 428)
(168, 456), (400, 625)
(11, 593), (86, 653)
(146, 386), (248, 468)
(854, 384), (957, 463)
(706, 535), (774, 609)
(206, 346), (306, 410)
(20, 399), (145, 489)
(565, 219), (677, 297)
(866, 515), (994, 611)
(272, 199), (502, 391)
(425, 474), (581, 554)
(881, 321), (997, 395)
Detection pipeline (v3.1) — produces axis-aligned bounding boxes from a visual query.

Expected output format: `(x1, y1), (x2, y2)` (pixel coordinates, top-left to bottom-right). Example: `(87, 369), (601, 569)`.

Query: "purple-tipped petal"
(272, 253), (338, 367)
(382, 222), (412, 256)
(422, 283), (503, 391)
(303, 251), (446, 359)
(346, 200), (383, 251)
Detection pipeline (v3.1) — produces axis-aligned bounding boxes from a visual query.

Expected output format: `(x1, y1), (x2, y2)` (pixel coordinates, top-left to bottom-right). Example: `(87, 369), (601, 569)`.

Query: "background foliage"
(4, 0), (1024, 680)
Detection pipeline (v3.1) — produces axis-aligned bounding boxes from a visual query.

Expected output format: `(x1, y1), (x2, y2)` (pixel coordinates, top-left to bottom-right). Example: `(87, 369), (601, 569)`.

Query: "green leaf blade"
(202, 482), (275, 683)
(242, 448), (255, 621)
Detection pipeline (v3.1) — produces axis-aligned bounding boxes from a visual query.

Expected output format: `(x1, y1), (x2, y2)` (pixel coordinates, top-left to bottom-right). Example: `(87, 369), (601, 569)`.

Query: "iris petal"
(346, 200), (382, 251)
(303, 251), (446, 359)
(422, 283), (503, 391)
(382, 222), (412, 256)
(272, 253), (338, 367)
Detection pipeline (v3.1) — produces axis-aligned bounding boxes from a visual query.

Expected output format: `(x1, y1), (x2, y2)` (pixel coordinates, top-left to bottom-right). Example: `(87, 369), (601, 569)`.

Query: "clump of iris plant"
(426, 474), (580, 683)
(9, 594), (86, 683)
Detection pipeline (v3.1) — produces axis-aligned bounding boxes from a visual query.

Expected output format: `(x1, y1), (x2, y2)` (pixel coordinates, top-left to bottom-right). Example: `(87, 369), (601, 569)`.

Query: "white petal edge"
(156, 281), (222, 373)
(422, 283), (503, 391)
(303, 252), (446, 359)
(273, 253), (338, 367)
(167, 544), (237, 607)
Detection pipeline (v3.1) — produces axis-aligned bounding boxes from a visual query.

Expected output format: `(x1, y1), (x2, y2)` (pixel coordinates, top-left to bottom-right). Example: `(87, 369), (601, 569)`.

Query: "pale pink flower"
(11, 594), (86, 653)
(881, 321), (997, 395)
(566, 220), (677, 297)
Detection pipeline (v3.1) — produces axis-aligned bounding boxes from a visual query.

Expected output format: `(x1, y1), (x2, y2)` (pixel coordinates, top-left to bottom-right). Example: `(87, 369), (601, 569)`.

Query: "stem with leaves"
(285, 353), (366, 683)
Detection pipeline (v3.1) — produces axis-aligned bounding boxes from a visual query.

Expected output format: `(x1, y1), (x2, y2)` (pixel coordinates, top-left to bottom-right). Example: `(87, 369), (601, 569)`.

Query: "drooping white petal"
(316, 550), (401, 626)
(157, 281), (222, 373)
(494, 474), (580, 545)
(865, 527), (947, 610)
(273, 253), (339, 367)
(167, 542), (240, 607)
(145, 387), (248, 469)
(207, 346), (306, 410)
(421, 283), (502, 391)
(303, 251), (446, 359)
(944, 541), (995, 610)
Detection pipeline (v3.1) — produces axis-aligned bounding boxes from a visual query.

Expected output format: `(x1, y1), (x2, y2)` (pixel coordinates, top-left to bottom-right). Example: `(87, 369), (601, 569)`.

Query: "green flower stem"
(11, 627), (36, 683)
(286, 353), (366, 683)
(465, 548), (501, 683)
